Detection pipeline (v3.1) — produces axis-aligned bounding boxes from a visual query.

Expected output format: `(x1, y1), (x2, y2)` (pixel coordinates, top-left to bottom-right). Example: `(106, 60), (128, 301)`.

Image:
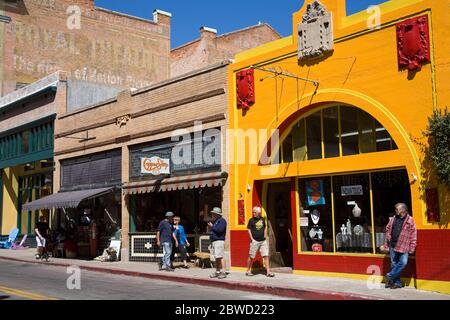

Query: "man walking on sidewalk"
(246, 206), (274, 277)
(208, 207), (227, 279)
(157, 212), (178, 272)
(385, 203), (417, 289)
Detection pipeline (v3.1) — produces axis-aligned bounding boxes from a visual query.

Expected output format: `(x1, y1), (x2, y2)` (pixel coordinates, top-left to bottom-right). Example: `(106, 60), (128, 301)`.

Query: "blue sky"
(95, 0), (389, 49)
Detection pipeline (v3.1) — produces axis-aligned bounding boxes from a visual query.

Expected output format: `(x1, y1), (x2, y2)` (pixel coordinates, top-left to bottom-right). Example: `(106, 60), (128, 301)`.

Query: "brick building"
(0, 0), (171, 96)
(41, 62), (231, 262)
(170, 24), (281, 78)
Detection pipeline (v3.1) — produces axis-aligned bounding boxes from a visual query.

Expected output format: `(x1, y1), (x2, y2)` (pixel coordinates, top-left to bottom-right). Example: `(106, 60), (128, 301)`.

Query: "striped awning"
(123, 172), (228, 195)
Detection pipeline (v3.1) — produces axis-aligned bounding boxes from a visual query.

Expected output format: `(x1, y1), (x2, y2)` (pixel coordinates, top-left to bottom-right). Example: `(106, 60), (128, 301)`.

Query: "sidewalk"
(0, 249), (448, 300)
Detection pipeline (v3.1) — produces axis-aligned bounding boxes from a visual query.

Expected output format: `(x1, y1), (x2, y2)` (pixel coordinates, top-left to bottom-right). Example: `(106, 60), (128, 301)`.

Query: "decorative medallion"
(298, 0), (333, 60)
(116, 114), (131, 127)
(236, 68), (255, 109)
(397, 15), (431, 71)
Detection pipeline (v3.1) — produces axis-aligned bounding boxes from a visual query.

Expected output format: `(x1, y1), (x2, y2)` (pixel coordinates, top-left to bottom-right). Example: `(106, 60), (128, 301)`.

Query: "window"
(298, 169), (412, 255)
(299, 177), (334, 252)
(279, 105), (398, 164)
(340, 106), (359, 156)
(306, 112), (322, 160)
(323, 107), (340, 158)
(333, 173), (372, 253)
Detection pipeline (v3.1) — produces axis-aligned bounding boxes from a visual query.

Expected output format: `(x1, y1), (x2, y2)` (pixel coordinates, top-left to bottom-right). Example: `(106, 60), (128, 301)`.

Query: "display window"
(298, 169), (411, 255)
(134, 186), (223, 235)
(299, 177), (334, 253)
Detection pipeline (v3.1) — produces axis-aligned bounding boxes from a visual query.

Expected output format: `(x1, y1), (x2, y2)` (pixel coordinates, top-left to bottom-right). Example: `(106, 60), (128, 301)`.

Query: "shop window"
(372, 170), (411, 253)
(306, 111), (322, 160)
(299, 177), (334, 253)
(333, 173), (372, 253)
(323, 107), (340, 158)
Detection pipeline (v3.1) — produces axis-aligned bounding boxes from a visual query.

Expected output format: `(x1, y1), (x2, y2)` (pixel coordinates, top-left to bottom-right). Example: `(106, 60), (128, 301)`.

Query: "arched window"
(279, 105), (398, 164)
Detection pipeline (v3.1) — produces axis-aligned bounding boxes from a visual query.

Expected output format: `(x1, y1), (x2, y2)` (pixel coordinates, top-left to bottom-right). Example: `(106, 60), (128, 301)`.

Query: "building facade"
(52, 62), (231, 261)
(171, 24), (281, 78)
(0, 0), (171, 96)
(228, 0), (449, 294)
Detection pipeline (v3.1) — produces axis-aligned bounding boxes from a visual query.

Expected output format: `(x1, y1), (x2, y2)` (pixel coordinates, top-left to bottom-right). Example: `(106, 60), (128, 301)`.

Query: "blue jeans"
(161, 242), (173, 269)
(387, 250), (409, 287)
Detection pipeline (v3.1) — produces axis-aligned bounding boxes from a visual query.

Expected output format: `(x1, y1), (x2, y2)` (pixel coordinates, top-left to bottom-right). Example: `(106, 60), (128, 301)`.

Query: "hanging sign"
(341, 185), (363, 196)
(141, 157), (170, 175)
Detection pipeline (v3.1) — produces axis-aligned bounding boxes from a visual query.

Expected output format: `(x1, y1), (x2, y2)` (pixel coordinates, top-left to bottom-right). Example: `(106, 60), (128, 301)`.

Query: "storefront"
(0, 114), (55, 238)
(228, 0), (450, 294)
(123, 131), (227, 262)
(23, 149), (122, 259)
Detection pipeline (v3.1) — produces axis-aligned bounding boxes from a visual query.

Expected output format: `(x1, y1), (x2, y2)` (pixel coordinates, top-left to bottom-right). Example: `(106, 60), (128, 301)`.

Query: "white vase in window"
(352, 204), (362, 218)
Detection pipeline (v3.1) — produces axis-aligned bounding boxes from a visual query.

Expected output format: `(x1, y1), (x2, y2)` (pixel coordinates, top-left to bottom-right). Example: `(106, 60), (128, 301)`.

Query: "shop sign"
(341, 185), (363, 196)
(141, 157), (170, 176)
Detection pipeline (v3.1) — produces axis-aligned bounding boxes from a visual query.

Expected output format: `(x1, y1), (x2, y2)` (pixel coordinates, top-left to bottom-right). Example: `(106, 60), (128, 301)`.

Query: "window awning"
(123, 172), (228, 195)
(22, 187), (114, 212)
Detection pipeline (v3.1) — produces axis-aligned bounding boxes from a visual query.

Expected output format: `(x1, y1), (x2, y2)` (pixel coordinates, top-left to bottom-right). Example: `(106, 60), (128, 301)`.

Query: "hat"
(210, 207), (223, 216)
(165, 211), (175, 218)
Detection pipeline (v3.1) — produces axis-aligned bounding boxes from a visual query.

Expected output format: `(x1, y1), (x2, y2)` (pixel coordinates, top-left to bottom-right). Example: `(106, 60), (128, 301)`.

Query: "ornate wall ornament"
(396, 15), (431, 71)
(116, 115), (131, 127)
(236, 68), (255, 109)
(298, 0), (334, 60)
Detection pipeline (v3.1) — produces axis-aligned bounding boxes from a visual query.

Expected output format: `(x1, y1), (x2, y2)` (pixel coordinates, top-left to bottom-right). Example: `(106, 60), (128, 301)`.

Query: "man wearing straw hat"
(208, 207), (227, 279)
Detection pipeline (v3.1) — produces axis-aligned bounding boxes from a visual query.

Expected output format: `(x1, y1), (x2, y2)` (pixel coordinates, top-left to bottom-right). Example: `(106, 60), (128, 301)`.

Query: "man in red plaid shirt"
(384, 203), (417, 289)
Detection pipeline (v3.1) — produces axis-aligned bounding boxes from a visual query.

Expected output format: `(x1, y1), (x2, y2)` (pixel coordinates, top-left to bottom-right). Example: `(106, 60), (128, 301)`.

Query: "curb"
(0, 256), (381, 300)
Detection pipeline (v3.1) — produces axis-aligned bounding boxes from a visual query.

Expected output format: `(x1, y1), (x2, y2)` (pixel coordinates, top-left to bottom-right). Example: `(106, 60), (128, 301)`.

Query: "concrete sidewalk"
(0, 249), (448, 300)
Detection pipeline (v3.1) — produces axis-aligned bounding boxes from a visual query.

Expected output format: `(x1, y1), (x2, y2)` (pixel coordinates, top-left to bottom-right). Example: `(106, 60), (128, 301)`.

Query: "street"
(0, 260), (294, 300)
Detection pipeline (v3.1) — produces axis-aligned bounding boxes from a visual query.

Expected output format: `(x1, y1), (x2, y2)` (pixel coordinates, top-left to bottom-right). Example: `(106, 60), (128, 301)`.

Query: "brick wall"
(170, 24), (281, 78)
(1, 0), (171, 96)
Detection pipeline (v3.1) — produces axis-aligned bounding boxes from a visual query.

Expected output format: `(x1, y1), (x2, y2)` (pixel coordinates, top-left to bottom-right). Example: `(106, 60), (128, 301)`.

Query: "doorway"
(265, 181), (293, 269)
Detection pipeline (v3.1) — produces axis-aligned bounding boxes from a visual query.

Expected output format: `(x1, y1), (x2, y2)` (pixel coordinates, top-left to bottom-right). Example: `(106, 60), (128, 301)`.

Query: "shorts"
(36, 236), (46, 248)
(211, 240), (225, 259)
(249, 239), (269, 259)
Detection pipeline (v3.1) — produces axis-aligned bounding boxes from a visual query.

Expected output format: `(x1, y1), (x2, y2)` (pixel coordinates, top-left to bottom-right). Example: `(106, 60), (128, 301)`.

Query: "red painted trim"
(415, 229), (450, 282)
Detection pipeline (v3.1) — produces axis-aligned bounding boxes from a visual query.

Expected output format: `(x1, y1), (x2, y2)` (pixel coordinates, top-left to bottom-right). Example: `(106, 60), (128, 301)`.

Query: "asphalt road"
(0, 260), (294, 300)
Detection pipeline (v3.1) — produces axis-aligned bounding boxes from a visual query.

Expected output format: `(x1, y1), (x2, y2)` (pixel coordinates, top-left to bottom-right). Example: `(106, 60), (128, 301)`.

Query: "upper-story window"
(279, 105), (398, 164)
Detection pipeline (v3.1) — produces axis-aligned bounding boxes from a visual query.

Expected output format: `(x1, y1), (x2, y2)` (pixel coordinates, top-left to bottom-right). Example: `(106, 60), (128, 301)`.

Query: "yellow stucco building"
(228, 0), (449, 294)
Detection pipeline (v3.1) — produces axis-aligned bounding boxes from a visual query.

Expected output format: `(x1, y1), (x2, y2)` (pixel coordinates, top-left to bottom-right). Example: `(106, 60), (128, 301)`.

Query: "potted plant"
(64, 240), (78, 258)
